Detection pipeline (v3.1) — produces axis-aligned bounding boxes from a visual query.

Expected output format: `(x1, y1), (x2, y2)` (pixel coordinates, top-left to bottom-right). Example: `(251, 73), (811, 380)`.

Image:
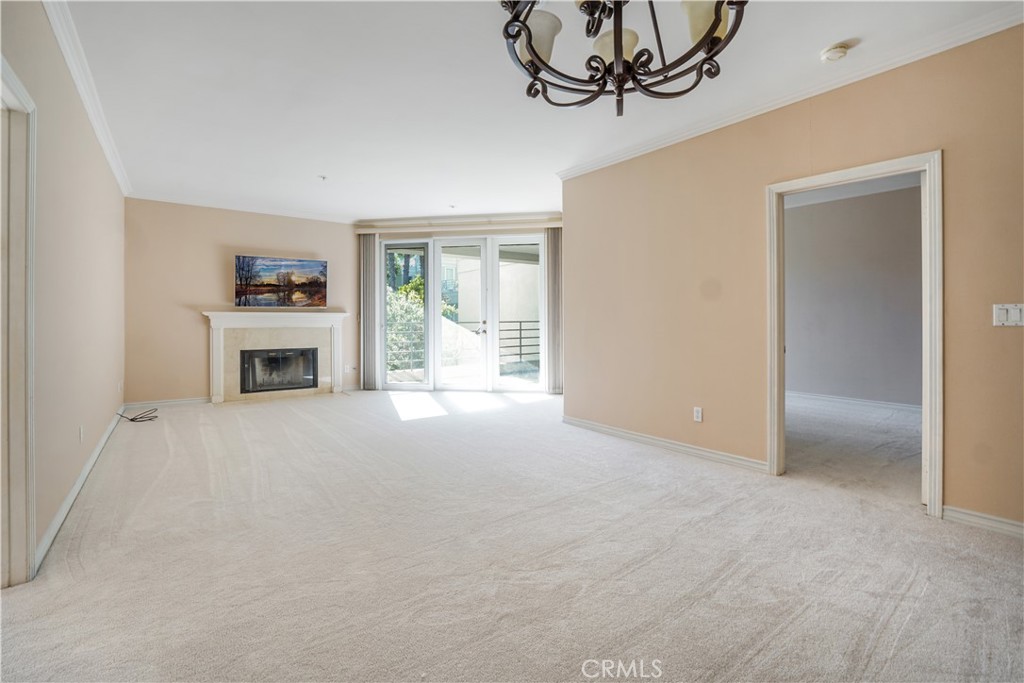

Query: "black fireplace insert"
(240, 348), (318, 394)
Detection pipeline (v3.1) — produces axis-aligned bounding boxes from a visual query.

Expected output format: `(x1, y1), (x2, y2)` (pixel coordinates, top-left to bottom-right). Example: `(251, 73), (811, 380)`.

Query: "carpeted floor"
(1, 391), (1021, 682)
(785, 392), (923, 508)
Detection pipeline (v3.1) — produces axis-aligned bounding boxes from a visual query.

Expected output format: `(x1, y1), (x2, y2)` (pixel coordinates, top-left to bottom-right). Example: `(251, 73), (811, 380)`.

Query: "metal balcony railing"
(498, 320), (540, 365)
(385, 320), (540, 371)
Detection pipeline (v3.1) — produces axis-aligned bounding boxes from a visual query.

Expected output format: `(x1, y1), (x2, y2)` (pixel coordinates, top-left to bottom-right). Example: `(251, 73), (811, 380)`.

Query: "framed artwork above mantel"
(234, 255), (327, 308)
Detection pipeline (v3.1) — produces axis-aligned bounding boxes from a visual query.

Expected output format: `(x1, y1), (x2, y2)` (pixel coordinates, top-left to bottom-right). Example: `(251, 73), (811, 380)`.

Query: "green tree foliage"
(397, 275), (458, 321)
(386, 286), (425, 372)
(386, 273), (465, 372)
(398, 275), (425, 301)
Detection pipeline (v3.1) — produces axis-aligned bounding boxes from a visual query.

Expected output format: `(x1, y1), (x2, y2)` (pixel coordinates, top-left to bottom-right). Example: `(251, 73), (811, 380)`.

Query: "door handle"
(474, 321), (487, 335)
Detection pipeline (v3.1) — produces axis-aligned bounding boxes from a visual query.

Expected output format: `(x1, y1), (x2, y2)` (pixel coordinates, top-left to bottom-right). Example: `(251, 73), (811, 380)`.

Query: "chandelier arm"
(504, 18), (608, 91)
(634, 49), (723, 89)
(503, 37), (593, 92)
(504, 42), (602, 96)
(527, 78), (609, 108)
(631, 60), (720, 100)
(641, 1), (745, 81)
(646, 0), (668, 70)
(526, 76), (608, 97)
(578, 1), (611, 38)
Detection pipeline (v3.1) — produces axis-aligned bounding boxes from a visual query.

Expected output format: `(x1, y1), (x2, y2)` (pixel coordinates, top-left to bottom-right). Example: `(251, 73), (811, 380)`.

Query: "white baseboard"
(563, 416), (766, 473)
(786, 391), (921, 412)
(34, 406), (124, 575)
(943, 506), (1024, 539)
(122, 397), (210, 411)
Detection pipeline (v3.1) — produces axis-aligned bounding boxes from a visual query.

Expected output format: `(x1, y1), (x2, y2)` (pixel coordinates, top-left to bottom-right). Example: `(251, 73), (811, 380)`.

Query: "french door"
(381, 236), (544, 391)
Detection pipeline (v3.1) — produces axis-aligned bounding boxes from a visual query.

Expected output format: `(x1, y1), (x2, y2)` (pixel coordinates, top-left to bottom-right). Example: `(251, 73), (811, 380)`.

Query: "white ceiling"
(67, 1), (1022, 224)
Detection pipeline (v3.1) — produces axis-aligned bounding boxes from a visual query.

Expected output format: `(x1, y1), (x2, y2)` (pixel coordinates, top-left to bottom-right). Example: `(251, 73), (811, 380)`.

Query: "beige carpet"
(785, 392), (923, 507)
(1, 391), (1021, 682)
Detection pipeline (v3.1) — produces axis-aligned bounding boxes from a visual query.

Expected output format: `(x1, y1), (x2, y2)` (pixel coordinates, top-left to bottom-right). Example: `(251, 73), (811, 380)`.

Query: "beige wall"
(2, 2), (127, 544)
(124, 199), (358, 403)
(785, 187), (922, 405)
(563, 27), (1023, 521)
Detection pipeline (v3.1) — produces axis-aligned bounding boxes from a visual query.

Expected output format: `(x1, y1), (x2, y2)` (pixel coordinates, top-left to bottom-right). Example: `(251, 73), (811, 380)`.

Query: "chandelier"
(501, 1), (747, 116)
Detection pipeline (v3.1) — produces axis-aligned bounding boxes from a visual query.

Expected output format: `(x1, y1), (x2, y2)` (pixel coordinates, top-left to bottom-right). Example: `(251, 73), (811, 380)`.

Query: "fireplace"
(240, 348), (318, 394)
(203, 311), (349, 403)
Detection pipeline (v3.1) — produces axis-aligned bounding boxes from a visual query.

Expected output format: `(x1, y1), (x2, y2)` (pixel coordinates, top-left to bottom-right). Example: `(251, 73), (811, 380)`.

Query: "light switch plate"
(992, 304), (1023, 326)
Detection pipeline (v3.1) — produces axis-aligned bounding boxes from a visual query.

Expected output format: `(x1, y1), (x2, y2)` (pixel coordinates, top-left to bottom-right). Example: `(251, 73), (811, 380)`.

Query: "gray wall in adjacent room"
(785, 187), (922, 405)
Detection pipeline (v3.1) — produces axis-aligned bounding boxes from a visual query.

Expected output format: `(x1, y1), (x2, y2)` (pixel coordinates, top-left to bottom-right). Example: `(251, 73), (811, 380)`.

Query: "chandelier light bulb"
(594, 28), (639, 64)
(518, 9), (562, 65)
(683, 1), (728, 46)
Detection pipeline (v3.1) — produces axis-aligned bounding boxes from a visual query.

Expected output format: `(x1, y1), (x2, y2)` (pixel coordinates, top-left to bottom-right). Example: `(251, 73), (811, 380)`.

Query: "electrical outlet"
(693, 407), (703, 423)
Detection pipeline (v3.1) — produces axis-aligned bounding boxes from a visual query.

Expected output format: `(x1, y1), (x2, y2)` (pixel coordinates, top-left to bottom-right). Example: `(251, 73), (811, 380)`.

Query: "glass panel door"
(383, 243), (429, 387)
(380, 236), (545, 393)
(436, 242), (487, 389)
(495, 242), (543, 390)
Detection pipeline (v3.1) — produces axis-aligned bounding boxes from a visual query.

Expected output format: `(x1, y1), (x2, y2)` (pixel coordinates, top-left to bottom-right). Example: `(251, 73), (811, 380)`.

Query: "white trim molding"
(354, 212), (561, 235)
(2, 59), (36, 112)
(766, 150), (944, 517)
(2, 57), (38, 585)
(41, 1), (131, 195)
(202, 311), (350, 403)
(563, 416), (765, 473)
(35, 407), (122, 575)
(943, 507), (1024, 539)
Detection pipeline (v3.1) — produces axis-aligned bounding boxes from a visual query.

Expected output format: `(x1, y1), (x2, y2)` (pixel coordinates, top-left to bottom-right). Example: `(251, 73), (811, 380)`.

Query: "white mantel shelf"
(202, 310), (350, 403)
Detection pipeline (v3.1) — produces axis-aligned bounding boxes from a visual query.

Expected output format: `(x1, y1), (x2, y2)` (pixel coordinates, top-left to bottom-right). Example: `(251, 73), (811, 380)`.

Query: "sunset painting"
(235, 255), (327, 307)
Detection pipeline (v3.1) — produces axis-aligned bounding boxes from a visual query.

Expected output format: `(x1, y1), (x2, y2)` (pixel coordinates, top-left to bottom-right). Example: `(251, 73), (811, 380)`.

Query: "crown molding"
(353, 212), (562, 235)
(558, 4), (1024, 180)
(42, 1), (132, 195)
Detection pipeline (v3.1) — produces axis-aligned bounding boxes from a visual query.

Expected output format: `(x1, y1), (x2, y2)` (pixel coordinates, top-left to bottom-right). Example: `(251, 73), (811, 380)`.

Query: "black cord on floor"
(117, 408), (158, 423)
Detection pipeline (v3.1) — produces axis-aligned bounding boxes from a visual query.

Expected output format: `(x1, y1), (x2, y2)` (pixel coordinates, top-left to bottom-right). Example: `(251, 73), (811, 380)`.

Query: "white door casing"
(766, 150), (944, 517)
(2, 57), (38, 585)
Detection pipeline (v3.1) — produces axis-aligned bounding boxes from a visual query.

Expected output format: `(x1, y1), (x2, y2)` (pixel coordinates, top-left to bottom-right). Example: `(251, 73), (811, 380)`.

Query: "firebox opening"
(240, 348), (318, 394)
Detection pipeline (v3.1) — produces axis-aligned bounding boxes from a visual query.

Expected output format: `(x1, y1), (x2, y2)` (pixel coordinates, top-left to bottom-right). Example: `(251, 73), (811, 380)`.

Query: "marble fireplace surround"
(203, 311), (349, 403)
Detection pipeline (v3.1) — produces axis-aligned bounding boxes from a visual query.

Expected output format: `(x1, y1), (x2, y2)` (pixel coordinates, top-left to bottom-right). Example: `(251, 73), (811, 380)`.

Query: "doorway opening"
(380, 236), (545, 392)
(783, 173), (923, 507)
(767, 151), (944, 517)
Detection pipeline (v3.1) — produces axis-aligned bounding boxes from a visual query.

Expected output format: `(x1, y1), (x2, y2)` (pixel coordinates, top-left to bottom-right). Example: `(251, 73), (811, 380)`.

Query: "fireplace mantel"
(202, 311), (350, 403)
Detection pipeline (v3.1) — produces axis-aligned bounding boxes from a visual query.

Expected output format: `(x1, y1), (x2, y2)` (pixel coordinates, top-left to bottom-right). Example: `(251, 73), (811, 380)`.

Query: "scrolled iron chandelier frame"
(501, 0), (748, 116)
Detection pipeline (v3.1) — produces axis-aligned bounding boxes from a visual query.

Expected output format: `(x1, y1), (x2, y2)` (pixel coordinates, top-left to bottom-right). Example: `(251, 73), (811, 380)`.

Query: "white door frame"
(489, 235), (546, 392)
(766, 150), (944, 517)
(379, 239), (433, 391)
(433, 237), (490, 391)
(2, 57), (38, 584)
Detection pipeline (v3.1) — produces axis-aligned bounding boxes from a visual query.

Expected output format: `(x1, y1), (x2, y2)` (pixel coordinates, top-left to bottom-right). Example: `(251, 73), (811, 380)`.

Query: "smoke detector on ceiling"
(820, 42), (850, 63)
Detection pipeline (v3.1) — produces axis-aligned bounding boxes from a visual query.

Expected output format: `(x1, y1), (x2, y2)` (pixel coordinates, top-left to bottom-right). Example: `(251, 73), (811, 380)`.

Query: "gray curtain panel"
(545, 227), (563, 394)
(359, 233), (378, 390)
